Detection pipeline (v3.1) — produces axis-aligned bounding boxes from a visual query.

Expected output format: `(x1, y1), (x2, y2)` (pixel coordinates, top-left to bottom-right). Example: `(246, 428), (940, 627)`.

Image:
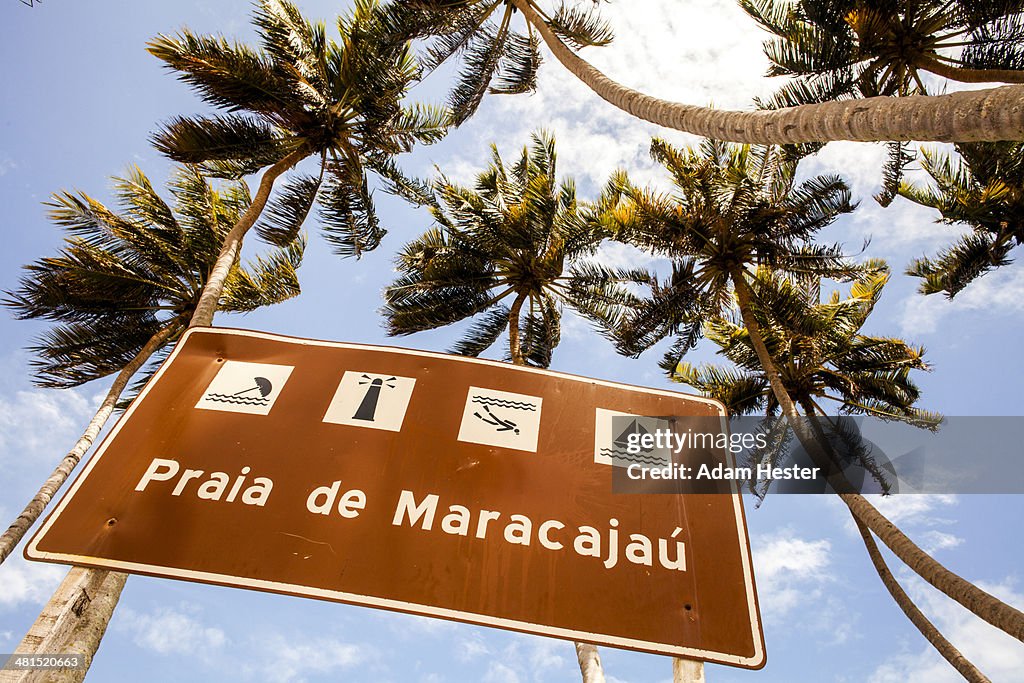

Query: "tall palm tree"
(900, 141), (1024, 297)
(149, 0), (447, 327)
(740, 0), (1024, 202)
(1, 167), (306, 683)
(673, 265), (990, 682)
(384, 0), (1024, 143)
(384, 130), (636, 368)
(601, 138), (1024, 644)
(383, 131), (634, 683)
(0, 165), (304, 566)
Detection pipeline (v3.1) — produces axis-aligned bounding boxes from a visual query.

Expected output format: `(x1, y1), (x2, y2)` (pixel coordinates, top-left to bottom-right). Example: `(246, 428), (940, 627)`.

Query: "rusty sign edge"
(25, 326), (766, 669)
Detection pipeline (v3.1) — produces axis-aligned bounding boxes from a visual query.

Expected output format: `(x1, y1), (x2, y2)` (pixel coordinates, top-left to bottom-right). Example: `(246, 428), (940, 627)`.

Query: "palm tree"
(675, 264), (938, 427)
(148, 0), (447, 327)
(900, 141), (1024, 297)
(740, 0), (1024, 202)
(742, 0), (1024, 98)
(0, 165), (304, 566)
(601, 138), (1024, 645)
(1, 167), (305, 681)
(384, 0), (1024, 143)
(383, 131), (634, 683)
(384, 130), (636, 368)
(673, 265), (990, 682)
(602, 138), (858, 377)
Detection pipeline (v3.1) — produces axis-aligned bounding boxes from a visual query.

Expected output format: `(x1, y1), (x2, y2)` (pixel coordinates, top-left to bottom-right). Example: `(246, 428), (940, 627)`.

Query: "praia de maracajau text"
(134, 457), (689, 573)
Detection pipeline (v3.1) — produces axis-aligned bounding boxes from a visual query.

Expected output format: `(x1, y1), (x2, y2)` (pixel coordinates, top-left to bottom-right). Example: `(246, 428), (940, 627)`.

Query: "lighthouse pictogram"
(352, 375), (397, 421)
(323, 371), (416, 432)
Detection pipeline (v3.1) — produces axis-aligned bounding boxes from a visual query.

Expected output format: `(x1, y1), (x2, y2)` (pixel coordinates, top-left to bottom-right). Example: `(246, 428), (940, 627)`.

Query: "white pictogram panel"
(196, 361), (294, 416)
(457, 387), (543, 453)
(322, 371), (416, 432)
(594, 408), (673, 467)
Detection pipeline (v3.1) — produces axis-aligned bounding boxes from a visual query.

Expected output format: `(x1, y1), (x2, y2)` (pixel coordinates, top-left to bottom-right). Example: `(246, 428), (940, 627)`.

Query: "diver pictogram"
(473, 404), (520, 434)
(458, 387), (542, 453)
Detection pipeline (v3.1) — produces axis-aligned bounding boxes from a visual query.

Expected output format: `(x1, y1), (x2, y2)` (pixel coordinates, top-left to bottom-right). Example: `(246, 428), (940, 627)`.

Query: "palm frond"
(449, 304), (510, 357)
(151, 114), (292, 164)
(255, 173), (322, 246)
(220, 233), (305, 311)
(318, 157), (385, 258)
(547, 1), (614, 48)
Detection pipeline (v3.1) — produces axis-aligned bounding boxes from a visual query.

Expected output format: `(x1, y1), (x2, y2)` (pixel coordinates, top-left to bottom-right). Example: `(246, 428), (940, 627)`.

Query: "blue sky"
(1, 1), (1023, 681)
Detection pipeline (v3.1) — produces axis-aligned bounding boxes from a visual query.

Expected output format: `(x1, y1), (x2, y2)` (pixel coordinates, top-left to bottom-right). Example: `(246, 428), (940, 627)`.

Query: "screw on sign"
(26, 328), (765, 670)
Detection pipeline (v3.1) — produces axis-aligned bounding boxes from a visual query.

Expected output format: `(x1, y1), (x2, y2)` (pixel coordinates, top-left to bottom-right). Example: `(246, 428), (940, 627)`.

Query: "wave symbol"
(205, 393), (270, 406)
(598, 447), (670, 466)
(471, 396), (537, 411)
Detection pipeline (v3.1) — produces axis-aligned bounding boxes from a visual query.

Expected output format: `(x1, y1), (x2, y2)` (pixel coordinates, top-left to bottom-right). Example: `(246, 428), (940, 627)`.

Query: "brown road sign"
(26, 328), (765, 669)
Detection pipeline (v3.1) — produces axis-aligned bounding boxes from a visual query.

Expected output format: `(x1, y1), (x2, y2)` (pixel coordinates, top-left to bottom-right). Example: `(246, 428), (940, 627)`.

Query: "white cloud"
(751, 530), (832, 617)
(453, 635), (570, 683)
(526, 638), (567, 672)
(593, 241), (663, 273)
(0, 553), (64, 610)
(804, 141), (891, 201)
(436, 0), (780, 197)
(919, 530), (964, 555)
(455, 633), (490, 663)
(0, 386), (101, 467)
(259, 634), (369, 682)
(845, 496), (963, 556)
(483, 661), (521, 683)
(848, 194), (962, 256)
(871, 577), (1024, 682)
(117, 605), (227, 659)
(864, 494), (958, 527)
(899, 266), (1024, 336)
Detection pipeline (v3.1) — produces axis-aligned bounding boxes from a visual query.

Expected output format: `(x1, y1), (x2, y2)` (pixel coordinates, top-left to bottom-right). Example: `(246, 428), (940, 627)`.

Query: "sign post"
(27, 328), (765, 669)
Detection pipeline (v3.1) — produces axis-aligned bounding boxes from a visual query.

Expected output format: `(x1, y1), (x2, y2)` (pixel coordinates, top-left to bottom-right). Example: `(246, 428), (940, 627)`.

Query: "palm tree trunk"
(796, 398), (991, 682)
(508, 292), (528, 365)
(575, 642), (606, 683)
(730, 268), (801, 419)
(505, 301), (605, 683)
(672, 658), (705, 682)
(0, 568), (127, 683)
(838, 490), (1024, 641)
(854, 519), (991, 682)
(918, 55), (1024, 85)
(509, 0), (1024, 143)
(0, 323), (177, 566)
(729, 268), (1024, 643)
(189, 148), (306, 327)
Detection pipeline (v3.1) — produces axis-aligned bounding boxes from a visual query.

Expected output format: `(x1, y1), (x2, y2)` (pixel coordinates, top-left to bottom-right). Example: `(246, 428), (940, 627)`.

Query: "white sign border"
(26, 326), (765, 669)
